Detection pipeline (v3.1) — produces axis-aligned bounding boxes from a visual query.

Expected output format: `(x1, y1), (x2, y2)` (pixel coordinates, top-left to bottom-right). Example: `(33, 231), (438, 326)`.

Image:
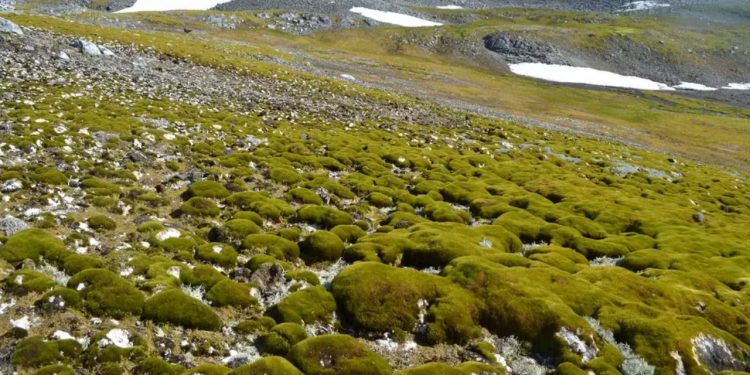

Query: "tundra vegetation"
(0, 2), (749, 375)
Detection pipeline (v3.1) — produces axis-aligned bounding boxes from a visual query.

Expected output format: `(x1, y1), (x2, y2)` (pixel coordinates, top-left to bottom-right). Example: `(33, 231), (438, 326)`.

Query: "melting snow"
(621, 1), (670, 11)
(509, 63), (674, 91)
(674, 82), (717, 91)
(723, 82), (750, 90)
(437, 5), (463, 9)
(350, 7), (443, 27)
(117, 0), (233, 13)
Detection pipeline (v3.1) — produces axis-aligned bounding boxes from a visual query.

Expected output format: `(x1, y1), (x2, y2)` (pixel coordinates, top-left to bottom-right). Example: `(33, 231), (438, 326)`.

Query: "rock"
(0, 178), (22, 193)
(0, 17), (22, 36)
(483, 32), (566, 64)
(692, 212), (705, 223)
(58, 51), (70, 60)
(73, 39), (102, 56)
(126, 151), (148, 162)
(0, 215), (28, 236)
(100, 46), (116, 57)
(250, 263), (285, 293)
(691, 334), (745, 373)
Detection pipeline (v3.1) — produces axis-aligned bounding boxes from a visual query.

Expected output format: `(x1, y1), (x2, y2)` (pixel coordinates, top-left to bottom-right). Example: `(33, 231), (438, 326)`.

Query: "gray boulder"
(0, 215), (28, 236)
(0, 17), (22, 36)
(73, 39), (102, 56)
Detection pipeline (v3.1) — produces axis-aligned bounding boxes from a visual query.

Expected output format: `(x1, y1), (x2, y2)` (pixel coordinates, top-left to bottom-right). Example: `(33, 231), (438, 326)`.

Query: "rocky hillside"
(1, 5), (750, 375)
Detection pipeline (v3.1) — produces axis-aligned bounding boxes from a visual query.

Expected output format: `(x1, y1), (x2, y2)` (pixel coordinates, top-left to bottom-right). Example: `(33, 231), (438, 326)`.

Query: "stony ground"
(0, 9), (749, 375)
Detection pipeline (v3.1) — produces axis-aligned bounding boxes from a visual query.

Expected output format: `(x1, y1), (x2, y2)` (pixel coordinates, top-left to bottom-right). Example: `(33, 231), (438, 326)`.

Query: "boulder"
(73, 39), (101, 56)
(0, 17), (22, 36)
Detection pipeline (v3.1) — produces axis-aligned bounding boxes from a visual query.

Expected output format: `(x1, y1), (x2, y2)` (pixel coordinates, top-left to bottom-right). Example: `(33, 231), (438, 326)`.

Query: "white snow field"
(723, 83), (750, 90)
(437, 5), (464, 10)
(508, 63), (675, 91)
(621, 1), (670, 12)
(117, 0), (233, 13)
(674, 82), (718, 91)
(350, 7), (443, 27)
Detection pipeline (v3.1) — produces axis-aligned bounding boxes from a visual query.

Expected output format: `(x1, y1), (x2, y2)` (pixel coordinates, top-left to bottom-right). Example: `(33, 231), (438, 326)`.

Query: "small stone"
(73, 39), (102, 56)
(692, 212), (705, 223)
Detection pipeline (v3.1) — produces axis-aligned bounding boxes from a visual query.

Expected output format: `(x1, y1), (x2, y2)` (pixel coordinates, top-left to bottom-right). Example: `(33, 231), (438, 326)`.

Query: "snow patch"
(350, 7), (442, 27)
(621, 1), (670, 11)
(723, 82), (750, 90)
(674, 82), (717, 91)
(509, 63), (674, 91)
(117, 0), (233, 13)
(437, 5), (463, 10)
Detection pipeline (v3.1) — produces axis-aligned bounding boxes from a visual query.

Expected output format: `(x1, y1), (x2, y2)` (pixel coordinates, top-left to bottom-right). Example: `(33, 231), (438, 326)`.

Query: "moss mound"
(229, 356), (302, 375)
(288, 334), (392, 375)
(266, 285), (336, 324)
(143, 289), (222, 330)
(0, 229), (69, 265)
(300, 231), (345, 262)
(67, 269), (144, 318)
(243, 234), (300, 260)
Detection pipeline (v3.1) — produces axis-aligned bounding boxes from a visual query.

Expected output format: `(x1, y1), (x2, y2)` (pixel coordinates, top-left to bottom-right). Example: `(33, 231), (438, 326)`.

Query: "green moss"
(228, 356), (302, 375)
(296, 205), (353, 229)
(12, 336), (64, 368)
(332, 262), (480, 344)
(267, 285), (336, 324)
(134, 357), (185, 375)
(31, 167), (67, 185)
(87, 214), (117, 231)
(331, 225), (367, 243)
(7, 269), (56, 294)
(81, 177), (121, 196)
(396, 362), (501, 374)
(206, 279), (257, 307)
(212, 219), (260, 245)
(288, 334), (392, 375)
(180, 264), (225, 288)
(243, 234), (300, 260)
(62, 254), (105, 274)
(233, 211), (264, 226)
(556, 216), (608, 239)
(0, 228), (69, 265)
(136, 221), (165, 233)
(277, 227), (302, 242)
(185, 364), (231, 375)
(35, 287), (82, 309)
(269, 167), (304, 185)
(180, 197), (221, 217)
(258, 322), (308, 355)
(67, 269), (144, 318)
(186, 180), (230, 199)
(195, 243), (238, 268)
(301, 231), (345, 262)
(286, 270), (321, 286)
(287, 188), (324, 205)
(36, 365), (76, 375)
(367, 192), (393, 208)
(143, 289), (222, 330)
(235, 316), (277, 335)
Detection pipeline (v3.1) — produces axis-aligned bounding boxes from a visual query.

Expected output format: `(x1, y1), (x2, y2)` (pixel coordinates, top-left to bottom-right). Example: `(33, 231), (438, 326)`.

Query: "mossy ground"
(0, 6), (749, 375)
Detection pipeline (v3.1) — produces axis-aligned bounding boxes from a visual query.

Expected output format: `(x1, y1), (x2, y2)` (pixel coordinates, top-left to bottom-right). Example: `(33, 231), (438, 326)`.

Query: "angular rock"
(250, 263), (285, 294)
(73, 39), (102, 56)
(0, 215), (28, 236)
(0, 17), (22, 36)
(1, 179), (22, 193)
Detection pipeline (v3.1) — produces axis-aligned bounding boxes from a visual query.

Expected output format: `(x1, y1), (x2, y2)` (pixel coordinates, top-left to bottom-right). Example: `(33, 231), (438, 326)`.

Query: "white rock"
(156, 228), (181, 241)
(52, 330), (75, 340)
